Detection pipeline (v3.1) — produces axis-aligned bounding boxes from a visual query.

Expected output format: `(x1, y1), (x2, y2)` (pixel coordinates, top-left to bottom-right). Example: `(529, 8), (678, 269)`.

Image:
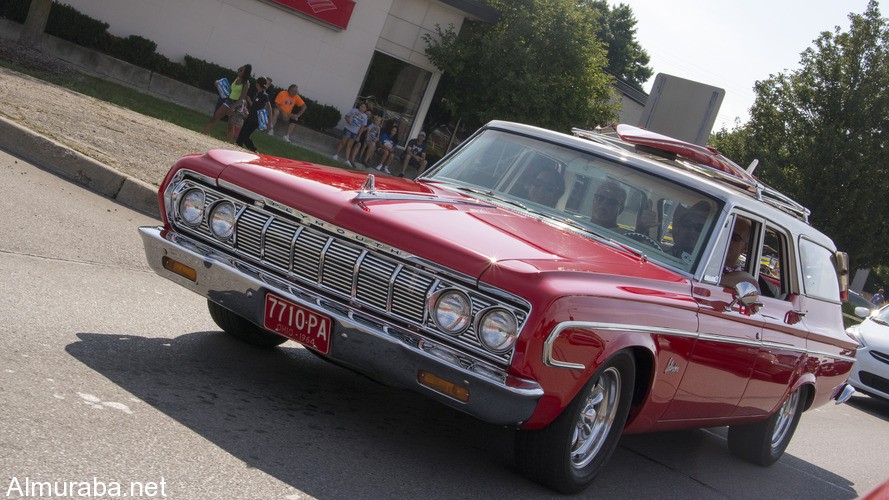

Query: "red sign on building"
(268, 0), (356, 30)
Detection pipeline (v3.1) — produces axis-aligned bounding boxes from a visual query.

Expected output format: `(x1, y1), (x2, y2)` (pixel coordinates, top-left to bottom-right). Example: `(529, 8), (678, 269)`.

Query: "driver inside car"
(720, 216), (760, 291)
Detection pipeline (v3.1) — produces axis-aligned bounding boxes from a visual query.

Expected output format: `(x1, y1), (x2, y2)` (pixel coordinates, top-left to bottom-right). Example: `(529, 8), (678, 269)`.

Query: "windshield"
(429, 129), (722, 273)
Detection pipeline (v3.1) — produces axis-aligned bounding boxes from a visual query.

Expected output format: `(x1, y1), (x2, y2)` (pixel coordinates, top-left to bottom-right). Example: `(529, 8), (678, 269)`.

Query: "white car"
(847, 305), (889, 401)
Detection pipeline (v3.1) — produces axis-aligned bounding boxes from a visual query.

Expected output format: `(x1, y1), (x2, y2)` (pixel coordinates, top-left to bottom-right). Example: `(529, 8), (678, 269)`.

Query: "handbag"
(215, 78), (231, 98)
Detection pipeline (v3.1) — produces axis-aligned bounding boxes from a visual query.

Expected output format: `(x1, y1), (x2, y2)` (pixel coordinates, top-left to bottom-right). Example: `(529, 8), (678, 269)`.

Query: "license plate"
(263, 293), (332, 354)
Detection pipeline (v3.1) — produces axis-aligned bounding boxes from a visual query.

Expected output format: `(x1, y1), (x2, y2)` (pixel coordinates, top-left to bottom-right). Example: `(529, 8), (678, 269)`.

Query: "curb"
(0, 115), (160, 219)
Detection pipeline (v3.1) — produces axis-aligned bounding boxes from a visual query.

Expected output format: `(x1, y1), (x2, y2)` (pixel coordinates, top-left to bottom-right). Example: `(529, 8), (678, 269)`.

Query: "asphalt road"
(1, 148), (888, 499)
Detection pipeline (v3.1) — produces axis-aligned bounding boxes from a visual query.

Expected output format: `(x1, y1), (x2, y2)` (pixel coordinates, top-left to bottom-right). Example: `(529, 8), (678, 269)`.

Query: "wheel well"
(628, 346), (654, 409)
(800, 383), (815, 411)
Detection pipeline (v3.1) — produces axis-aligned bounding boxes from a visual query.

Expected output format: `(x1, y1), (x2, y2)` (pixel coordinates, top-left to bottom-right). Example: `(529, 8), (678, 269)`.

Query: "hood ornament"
(352, 174), (494, 207)
(360, 174), (376, 196)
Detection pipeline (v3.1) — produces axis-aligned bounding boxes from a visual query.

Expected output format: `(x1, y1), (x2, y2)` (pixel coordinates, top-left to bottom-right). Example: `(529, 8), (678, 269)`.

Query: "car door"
(661, 213), (761, 420)
(733, 222), (809, 416)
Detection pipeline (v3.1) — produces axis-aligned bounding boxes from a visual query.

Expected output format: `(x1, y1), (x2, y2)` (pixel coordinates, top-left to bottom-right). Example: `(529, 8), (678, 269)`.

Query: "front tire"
(515, 351), (635, 494)
(727, 385), (805, 466)
(207, 299), (288, 348)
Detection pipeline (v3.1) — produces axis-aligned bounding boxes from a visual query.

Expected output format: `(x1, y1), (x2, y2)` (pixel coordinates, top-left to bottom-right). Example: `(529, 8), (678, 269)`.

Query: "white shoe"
(267, 129), (274, 136)
(383, 167), (391, 174)
(345, 160), (353, 167)
(375, 164), (383, 171)
(283, 135), (292, 143)
(332, 154), (339, 161)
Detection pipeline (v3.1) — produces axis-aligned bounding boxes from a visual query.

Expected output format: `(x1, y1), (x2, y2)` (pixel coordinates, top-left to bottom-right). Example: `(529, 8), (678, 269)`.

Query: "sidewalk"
(0, 62), (344, 219)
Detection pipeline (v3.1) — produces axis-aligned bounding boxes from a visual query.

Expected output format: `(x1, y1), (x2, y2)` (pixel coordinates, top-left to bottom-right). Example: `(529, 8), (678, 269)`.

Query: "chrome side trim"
(808, 350), (857, 363)
(543, 321), (699, 370)
(542, 320), (855, 370)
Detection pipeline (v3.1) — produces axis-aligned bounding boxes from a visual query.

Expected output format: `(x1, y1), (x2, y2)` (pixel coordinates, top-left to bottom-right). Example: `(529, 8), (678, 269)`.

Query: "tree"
(423, 0), (617, 134)
(582, 1), (653, 90)
(711, 0), (889, 269)
(20, 0), (52, 47)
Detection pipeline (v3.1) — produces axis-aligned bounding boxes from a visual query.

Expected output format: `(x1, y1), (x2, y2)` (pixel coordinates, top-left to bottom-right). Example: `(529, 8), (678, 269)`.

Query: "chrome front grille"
(170, 179), (529, 366)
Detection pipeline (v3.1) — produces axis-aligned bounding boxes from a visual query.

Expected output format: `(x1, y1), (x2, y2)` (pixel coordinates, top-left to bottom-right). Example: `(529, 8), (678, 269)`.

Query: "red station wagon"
(140, 121), (857, 493)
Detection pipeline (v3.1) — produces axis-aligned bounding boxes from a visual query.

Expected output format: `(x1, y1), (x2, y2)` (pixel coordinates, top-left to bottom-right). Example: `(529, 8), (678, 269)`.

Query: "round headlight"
(179, 189), (205, 226)
(476, 308), (518, 353)
(208, 201), (236, 240)
(431, 290), (472, 335)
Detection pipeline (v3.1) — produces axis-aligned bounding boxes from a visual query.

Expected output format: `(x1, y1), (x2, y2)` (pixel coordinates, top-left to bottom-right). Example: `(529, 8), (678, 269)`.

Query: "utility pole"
(19, 0), (52, 48)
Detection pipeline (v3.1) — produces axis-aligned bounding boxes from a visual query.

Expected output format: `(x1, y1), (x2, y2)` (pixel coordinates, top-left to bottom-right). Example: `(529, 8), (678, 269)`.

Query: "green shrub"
(45, 2), (111, 49)
(150, 53), (185, 81)
(108, 34), (157, 68)
(0, 0), (29, 22)
(301, 96), (340, 131)
(182, 55), (239, 92)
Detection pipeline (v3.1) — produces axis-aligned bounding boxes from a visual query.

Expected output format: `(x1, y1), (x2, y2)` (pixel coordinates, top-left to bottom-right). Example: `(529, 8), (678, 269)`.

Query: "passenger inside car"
(526, 167), (566, 207)
(669, 201), (711, 265)
(720, 216), (759, 291)
(590, 180), (627, 230)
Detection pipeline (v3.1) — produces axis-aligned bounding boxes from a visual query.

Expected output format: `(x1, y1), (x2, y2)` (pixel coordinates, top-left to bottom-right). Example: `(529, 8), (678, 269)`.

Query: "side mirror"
(835, 251), (850, 300)
(854, 306), (871, 319)
(725, 281), (763, 313)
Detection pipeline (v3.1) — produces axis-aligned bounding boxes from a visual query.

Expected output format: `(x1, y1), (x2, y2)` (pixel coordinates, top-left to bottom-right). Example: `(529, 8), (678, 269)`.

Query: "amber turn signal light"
(417, 370), (469, 403)
(162, 256), (197, 282)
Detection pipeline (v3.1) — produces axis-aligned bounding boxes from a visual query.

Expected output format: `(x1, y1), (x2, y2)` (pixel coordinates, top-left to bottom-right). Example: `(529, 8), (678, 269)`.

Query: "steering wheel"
(623, 232), (663, 251)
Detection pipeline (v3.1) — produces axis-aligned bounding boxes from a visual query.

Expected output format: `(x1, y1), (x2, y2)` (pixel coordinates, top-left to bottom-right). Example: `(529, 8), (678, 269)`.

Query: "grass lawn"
(0, 56), (345, 169)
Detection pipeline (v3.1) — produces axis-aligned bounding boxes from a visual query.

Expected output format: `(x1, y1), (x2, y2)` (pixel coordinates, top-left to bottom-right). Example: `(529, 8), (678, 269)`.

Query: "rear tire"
(207, 299), (287, 348)
(515, 351), (635, 494)
(727, 385), (805, 466)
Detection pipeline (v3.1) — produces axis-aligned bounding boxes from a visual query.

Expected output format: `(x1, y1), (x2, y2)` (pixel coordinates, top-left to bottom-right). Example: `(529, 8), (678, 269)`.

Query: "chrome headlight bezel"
(208, 200), (236, 240)
(178, 188), (206, 226)
(429, 289), (473, 336)
(475, 307), (518, 353)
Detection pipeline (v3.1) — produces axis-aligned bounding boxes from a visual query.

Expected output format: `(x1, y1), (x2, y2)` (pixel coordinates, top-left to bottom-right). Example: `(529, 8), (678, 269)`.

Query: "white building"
(59, 0), (497, 143)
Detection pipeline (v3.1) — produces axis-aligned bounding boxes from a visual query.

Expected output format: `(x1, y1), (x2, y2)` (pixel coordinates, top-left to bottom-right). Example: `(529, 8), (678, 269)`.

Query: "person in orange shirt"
(267, 84), (307, 143)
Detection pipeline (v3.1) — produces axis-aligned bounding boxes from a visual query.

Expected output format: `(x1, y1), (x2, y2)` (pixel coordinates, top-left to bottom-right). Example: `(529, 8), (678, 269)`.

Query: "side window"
(799, 238), (841, 301)
(759, 225), (790, 300)
(718, 215), (761, 290)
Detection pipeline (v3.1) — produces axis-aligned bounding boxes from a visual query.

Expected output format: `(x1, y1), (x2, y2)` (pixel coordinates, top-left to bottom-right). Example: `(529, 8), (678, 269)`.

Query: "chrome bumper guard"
(139, 226), (542, 426)
(833, 383), (855, 405)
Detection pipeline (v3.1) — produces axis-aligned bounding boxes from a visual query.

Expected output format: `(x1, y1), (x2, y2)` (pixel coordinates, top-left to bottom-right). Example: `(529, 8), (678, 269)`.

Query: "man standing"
(872, 288), (885, 306)
(267, 84), (307, 143)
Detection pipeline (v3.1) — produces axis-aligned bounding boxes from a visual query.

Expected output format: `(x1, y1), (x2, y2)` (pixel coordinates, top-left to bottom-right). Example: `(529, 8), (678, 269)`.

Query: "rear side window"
(798, 238), (840, 301)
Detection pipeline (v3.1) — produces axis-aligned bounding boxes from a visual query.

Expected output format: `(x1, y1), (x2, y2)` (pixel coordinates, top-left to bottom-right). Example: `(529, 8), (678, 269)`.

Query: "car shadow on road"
(846, 393), (889, 421)
(66, 331), (859, 499)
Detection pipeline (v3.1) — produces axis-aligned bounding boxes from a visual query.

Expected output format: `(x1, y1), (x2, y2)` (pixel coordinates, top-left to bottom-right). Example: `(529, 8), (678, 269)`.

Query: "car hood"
(214, 154), (685, 284)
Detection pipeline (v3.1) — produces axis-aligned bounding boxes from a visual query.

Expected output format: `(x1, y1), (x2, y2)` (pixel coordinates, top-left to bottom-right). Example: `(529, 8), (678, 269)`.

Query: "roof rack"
(571, 126), (811, 224)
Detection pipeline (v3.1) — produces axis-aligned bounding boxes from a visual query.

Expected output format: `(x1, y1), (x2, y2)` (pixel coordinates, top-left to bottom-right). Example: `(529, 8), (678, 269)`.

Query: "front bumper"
(847, 347), (889, 401)
(139, 226), (543, 426)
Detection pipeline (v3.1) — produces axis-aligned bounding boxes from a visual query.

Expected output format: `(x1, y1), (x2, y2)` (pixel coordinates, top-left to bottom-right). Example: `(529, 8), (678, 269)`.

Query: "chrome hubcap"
(570, 367), (621, 468)
(771, 388), (801, 449)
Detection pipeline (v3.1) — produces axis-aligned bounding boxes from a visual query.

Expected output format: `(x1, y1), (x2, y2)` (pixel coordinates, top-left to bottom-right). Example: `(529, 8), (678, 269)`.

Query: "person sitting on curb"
(398, 131), (428, 177)
(332, 102), (368, 167)
(374, 125), (399, 174)
(267, 84), (307, 143)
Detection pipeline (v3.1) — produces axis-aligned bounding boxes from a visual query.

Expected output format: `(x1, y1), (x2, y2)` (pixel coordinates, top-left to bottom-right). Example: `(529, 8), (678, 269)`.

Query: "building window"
(358, 51), (431, 145)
